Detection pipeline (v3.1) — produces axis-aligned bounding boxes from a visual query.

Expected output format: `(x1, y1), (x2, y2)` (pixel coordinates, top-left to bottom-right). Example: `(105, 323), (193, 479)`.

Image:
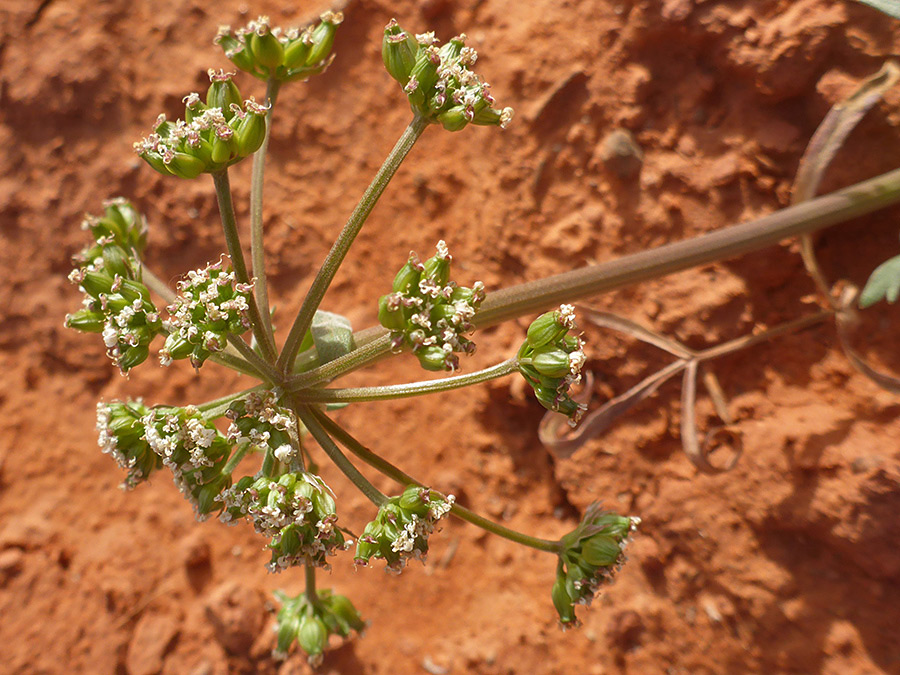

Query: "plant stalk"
(290, 358), (518, 400)
(249, 78), (282, 356)
(277, 115), (429, 374)
(305, 564), (318, 607)
(225, 335), (282, 385)
(294, 403), (387, 506)
(211, 169), (278, 364)
(310, 408), (560, 553)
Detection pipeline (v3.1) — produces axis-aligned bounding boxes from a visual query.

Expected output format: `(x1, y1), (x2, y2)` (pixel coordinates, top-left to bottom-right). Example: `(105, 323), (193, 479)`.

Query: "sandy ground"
(2, 0), (900, 673)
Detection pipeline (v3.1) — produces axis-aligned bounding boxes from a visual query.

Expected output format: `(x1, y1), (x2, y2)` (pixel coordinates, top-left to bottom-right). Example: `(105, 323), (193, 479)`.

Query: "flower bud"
(382, 19), (418, 85)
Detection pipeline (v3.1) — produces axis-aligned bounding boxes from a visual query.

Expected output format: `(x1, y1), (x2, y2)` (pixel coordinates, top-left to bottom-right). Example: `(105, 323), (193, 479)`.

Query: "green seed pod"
(139, 150), (169, 176)
(65, 309), (105, 333)
(283, 33), (313, 69)
(526, 311), (564, 348)
(162, 333), (194, 361)
(235, 110), (265, 155)
(102, 245), (132, 278)
(437, 106), (469, 132)
(276, 612), (301, 655)
(417, 345), (449, 371)
(378, 295), (408, 331)
(210, 134), (236, 166)
(532, 346), (571, 378)
(206, 76), (243, 119)
(399, 485), (429, 516)
(407, 46), (441, 108)
(196, 478), (226, 515)
(326, 593), (366, 634)
(422, 254), (450, 286)
(551, 575), (577, 625)
(280, 524), (301, 556)
(297, 615), (328, 657)
(80, 270), (115, 298)
(248, 30), (285, 71)
(581, 534), (622, 567)
(392, 258), (422, 293)
(307, 14), (341, 65)
(382, 20), (418, 85)
(119, 344), (150, 372)
(593, 513), (633, 539)
(165, 152), (206, 179)
(439, 34), (467, 62)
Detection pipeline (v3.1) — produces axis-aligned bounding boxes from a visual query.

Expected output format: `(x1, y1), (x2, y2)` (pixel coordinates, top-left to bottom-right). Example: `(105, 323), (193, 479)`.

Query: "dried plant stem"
(249, 78), (282, 356)
(311, 408), (561, 553)
(277, 115), (429, 374)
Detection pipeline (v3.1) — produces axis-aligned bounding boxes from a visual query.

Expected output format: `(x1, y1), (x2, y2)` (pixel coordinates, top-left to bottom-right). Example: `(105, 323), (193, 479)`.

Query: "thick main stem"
(311, 409), (561, 553)
(211, 170), (279, 365)
(290, 358), (518, 401)
(277, 116), (429, 374)
(290, 164), (900, 382)
(249, 78), (282, 356)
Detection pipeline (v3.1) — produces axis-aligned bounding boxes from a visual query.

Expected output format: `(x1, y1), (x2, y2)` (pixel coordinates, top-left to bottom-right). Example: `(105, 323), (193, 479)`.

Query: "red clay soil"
(2, 0), (900, 673)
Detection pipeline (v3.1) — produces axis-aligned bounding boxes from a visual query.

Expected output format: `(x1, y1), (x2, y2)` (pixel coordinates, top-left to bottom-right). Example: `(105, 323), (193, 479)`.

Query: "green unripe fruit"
(276, 612), (301, 655)
(526, 311), (564, 348)
(235, 112), (266, 156)
(298, 615), (328, 657)
(593, 513), (633, 539)
(378, 295), (407, 331)
(392, 259), (422, 293)
(531, 346), (571, 378)
(417, 345), (449, 371)
(206, 77), (242, 119)
(283, 35), (312, 69)
(581, 534), (622, 567)
(423, 254), (451, 285)
(437, 106), (469, 132)
(119, 345), (150, 372)
(66, 309), (105, 333)
(382, 21), (418, 85)
(399, 485), (429, 516)
(307, 17), (339, 65)
(80, 270), (115, 298)
(327, 593), (366, 633)
(551, 576), (577, 625)
(165, 152), (206, 179)
(248, 31), (284, 70)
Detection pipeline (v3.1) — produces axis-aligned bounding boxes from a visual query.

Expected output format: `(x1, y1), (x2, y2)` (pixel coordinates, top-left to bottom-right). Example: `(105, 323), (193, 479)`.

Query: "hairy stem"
(225, 334), (281, 385)
(277, 115), (429, 374)
(294, 404), (387, 506)
(211, 170), (278, 365)
(310, 409), (560, 553)
(305, 564), (318, 608)
(249, 78), (282, 356)
(291, 358), (518, 401)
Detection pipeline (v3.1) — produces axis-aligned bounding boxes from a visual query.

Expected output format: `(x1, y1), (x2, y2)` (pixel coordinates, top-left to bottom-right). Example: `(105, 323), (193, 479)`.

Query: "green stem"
(294, 403), (387, 507)
(249, 78), (281, 356)
(310, 408), (560, 554)
(225, 334), (281, 385)
(223, 443), (251, 475)
(140, 265), (176, 304)
(290, 358), (518, 401)
(198, 383), (266, 417)
(282, 163), (900, 383)
(305, 564), (318, 608)
(277, 115), (429, 374)
(211, 169), (278, 365)
(205, 351), (267, 379)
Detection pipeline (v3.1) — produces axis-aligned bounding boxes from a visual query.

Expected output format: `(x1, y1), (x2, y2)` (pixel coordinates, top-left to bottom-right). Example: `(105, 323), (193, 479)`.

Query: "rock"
(204, 581), (266, 656)
(125, 611), (180, 675)
(598, 129), (643, 179)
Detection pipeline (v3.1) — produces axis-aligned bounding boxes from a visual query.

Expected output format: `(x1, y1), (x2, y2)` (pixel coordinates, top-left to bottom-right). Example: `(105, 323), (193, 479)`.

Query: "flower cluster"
(225, 391), (299, 471)
(66, 199), (162, 373)
(355, 485), (455, 574)
(141, 405), (234, 519)
(221, 471), (350, 572)
(216, 12), (343, 82)
(517, 305), (587, 424)
(382, 19), (513, 131)
(552, 505), (639, 628)
(273, 588), (366, 666)
(378, 241), (485, 372)
(134, 70), (268, 179)
(96, 400), (158, 489)
(160, 256), (253, 367)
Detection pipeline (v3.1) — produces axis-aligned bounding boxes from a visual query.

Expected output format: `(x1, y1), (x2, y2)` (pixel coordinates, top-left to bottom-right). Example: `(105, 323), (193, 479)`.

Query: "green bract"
(378, 241), (485, 372)
(215, 12), (343, 82)
(133, 70), (268, 179)
(381, 19), (513, 131)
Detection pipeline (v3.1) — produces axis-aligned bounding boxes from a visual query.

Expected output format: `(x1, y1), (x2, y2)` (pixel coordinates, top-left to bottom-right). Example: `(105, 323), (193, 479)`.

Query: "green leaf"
(310, 310), (355, 364)
(860, 252), (900, 308)
(855, 0), (900, 19)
